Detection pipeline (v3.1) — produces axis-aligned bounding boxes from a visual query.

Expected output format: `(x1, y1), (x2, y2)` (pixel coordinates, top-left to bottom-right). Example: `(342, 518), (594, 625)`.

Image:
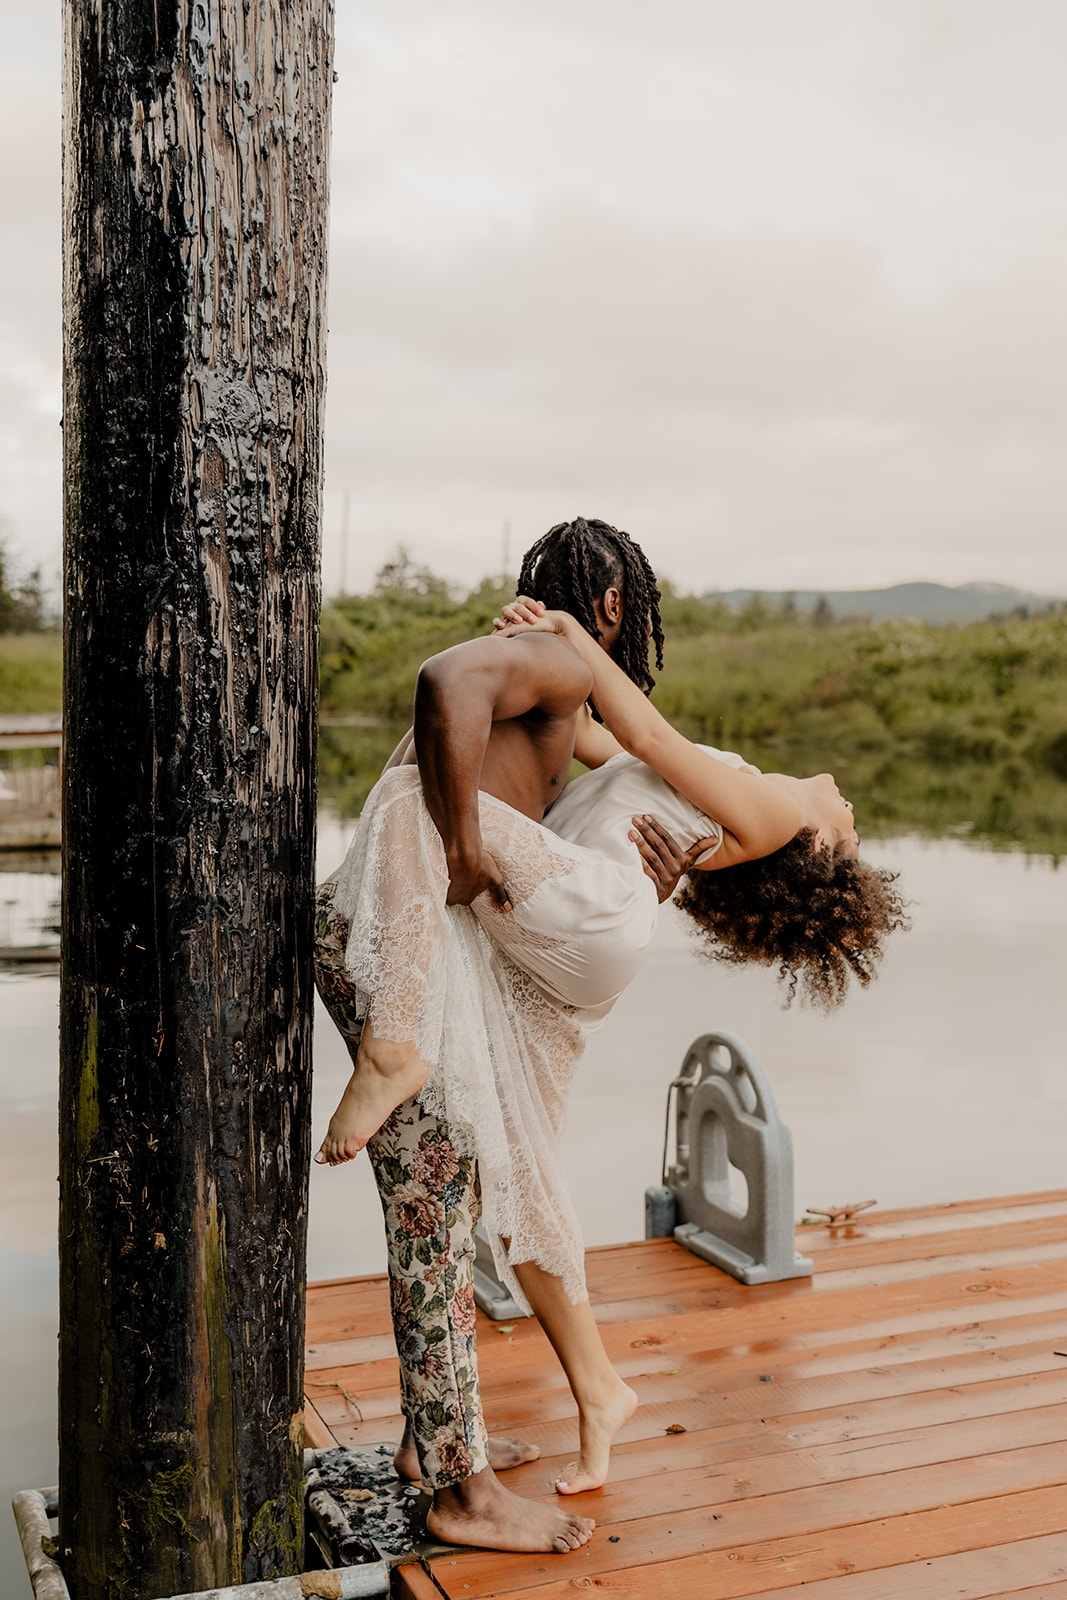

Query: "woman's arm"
(505, 609), (802, 864)
(572, 703), (625, 769)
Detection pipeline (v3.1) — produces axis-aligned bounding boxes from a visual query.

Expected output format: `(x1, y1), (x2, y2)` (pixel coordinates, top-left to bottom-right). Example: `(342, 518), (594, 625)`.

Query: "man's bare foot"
(394, 1423), (539, 1484)
(427, 1465), (594, 1554)
(555, 1376), (637, 1495)
(314, 1032), (428, 1165)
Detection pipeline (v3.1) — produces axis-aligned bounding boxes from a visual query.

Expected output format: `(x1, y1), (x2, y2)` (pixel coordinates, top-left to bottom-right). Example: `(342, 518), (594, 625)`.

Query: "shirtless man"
(314, 520), (687, 1554)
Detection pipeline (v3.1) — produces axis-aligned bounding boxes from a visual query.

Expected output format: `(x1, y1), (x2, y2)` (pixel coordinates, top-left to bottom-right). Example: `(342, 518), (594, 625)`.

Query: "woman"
(313, 603), (904, 1497)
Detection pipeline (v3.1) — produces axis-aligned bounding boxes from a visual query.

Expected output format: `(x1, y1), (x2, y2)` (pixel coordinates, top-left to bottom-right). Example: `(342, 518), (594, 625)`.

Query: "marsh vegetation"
(4, 568), (1066, 855)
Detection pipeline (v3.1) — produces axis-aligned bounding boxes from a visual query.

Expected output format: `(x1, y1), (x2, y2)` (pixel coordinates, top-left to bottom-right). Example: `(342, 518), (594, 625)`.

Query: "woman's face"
(800, 772), (859, 857)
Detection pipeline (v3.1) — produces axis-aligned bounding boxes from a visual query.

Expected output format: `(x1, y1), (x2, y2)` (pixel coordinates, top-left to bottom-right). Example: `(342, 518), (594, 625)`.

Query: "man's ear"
(600, 585), (623, 624)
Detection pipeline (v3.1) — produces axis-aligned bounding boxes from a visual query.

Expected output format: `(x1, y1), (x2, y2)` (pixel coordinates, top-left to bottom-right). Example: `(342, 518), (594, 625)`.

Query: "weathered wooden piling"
(59, 4), (333, 1597)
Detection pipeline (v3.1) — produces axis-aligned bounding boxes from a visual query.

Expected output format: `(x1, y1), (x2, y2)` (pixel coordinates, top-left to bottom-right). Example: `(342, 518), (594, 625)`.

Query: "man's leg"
(311, 888), (542, 1484)
(366, 1098), (594, 1553)
(365, 1098), (490, 1485)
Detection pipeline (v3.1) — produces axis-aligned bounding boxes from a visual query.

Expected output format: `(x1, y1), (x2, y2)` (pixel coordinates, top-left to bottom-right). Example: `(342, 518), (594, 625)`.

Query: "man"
(315, 519), (684, 1553)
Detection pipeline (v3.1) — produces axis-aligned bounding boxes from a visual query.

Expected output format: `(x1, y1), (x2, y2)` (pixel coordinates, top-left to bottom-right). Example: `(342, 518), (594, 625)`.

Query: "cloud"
(323, 197), (1066, 591)
(1, 0), (1064, 597)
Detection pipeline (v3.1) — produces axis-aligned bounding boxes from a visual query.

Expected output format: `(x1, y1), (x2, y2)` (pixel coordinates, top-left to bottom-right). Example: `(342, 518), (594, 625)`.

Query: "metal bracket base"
(673, 1221), (812, 1285)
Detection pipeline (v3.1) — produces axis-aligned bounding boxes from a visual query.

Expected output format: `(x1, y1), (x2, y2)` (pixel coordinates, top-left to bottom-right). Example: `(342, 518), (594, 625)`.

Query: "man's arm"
(414, 633), (593, 905)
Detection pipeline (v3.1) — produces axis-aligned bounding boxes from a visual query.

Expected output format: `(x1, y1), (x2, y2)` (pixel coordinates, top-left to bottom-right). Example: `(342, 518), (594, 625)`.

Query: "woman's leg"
(317, 1015), (429, 1164)
(511, 1260), (637, 1495)
(312, 884), (429, 1161)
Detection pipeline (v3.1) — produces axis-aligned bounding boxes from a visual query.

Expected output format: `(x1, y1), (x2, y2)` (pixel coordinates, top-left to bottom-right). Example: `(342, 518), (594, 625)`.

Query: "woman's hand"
(630, 815), (712, 903)
(493, 595), (546, 631)
(493, 598), (580, 640)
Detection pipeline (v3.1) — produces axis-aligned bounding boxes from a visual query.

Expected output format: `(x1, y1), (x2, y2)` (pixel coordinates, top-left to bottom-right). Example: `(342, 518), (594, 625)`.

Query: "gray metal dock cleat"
(648, 1030), (813, 1286)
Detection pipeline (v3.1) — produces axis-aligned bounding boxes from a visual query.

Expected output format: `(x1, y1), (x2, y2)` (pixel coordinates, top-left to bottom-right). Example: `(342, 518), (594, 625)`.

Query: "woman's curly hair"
(675, 830), (909, 1010)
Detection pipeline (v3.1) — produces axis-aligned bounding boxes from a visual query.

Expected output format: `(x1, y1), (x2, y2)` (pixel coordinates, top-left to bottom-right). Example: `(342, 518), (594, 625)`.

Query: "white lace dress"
(328, 745), (756, 1309)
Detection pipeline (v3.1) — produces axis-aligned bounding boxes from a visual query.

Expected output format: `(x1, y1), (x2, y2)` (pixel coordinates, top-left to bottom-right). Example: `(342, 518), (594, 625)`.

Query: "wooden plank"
(981, 1584), (1067, 1600)
(438, 1481), (1067, 1598)
(307, 1334), (399, 1370)
(479, 1299), (1067, 1387)
(739, 1565), (1067, 1600)
(690, 1346), (1067, 1428)
(470, 1303), (1067, 1398)
(447, 1440), (1067, 1585)
(305, 1322), (1067, 1462)
(297, 1201), (1067, 1600)
(302, 1397), (336, 1451)
(479, 1531), (1067, 1600)
(806, 1214), (1067, 1274)
(472, 1335), (1067, 1442)
(307, 1385), (402, 1427)
(579, 1194), (1067, 1287)
(305, 1305), (396, 1343)
(800, 1197), (1067, 1252)
(308, 1271), (391, 1293)
(392, 1561), (448, 1600)
(519, 1402), (1067, 1529)
(301, 1193), (1067, 1302)
(306, 1358), (402, 1398)
(587, 1208), (1067, 1281)
(590, 1255), (1067, 1333)
(581, 1220), (1067, 1301)
(808, 1239), (1067, 1293)
(793, 1190), (1067, 1229)
(467, 1366), (1067, 1502)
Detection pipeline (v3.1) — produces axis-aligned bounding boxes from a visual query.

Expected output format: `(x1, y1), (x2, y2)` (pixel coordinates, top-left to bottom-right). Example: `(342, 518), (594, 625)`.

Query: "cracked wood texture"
(59, 4), (333, 1597)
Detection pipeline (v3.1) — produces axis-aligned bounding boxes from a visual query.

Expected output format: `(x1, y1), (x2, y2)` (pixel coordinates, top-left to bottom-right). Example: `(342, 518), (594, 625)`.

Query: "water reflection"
(0, 860), (60, 957)
(784, 743), (1067, 858)
(318, 724), (1067, 858)
(1, 736), (1065, 1598)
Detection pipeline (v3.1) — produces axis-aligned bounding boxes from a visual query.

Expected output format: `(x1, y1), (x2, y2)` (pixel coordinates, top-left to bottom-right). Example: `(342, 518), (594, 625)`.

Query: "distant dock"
(0, 715), (61, 852)
(305, 1190), (1067, 1599)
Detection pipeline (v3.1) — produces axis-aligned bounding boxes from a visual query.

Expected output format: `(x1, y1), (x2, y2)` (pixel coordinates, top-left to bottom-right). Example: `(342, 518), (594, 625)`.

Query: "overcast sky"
(1, 0), (1065, 598)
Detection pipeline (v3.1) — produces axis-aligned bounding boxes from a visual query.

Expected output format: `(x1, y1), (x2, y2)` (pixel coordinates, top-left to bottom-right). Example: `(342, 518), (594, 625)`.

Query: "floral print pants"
(314, 885), (491, 1489)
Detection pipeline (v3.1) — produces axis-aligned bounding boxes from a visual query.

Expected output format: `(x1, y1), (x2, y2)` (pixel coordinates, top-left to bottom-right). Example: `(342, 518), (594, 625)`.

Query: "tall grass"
(4, 599), (1065, 854)
(0, 633), (63, 713)
(654, 607), (1067, 776)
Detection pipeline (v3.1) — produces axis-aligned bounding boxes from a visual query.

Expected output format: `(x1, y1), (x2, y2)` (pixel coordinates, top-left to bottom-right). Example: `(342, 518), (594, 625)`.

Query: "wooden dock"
(304, 1191), (1067, 1599)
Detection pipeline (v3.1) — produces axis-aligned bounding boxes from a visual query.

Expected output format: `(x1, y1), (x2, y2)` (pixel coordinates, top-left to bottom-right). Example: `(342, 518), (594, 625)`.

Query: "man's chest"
(479, 714), (577, 821)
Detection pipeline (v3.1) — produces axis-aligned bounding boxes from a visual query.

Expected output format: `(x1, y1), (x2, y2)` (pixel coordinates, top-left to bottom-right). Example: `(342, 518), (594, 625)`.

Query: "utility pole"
(59, 5), (333, 1599)
(340, 489), (352, 596)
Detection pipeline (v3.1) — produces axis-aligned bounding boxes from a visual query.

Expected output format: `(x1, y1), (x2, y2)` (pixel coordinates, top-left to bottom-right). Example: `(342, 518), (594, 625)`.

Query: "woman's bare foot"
(314, 1030), (428, 1165)
(427, 1465), (594, 1554)
(394, 1423), (539, 1484)
(555, 1376), (637, 1495)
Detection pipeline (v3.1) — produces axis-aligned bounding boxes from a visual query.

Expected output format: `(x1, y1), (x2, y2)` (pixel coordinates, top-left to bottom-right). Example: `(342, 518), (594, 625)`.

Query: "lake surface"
(2, 826), (1065, 1596)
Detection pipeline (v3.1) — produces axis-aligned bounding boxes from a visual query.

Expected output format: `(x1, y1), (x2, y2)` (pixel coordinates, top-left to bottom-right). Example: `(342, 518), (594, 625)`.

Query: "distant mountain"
(706, 582), (1064, 625)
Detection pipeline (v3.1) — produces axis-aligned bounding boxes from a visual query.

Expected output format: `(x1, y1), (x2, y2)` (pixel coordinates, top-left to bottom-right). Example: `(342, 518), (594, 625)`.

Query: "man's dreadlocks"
(516, 517), (665, 695)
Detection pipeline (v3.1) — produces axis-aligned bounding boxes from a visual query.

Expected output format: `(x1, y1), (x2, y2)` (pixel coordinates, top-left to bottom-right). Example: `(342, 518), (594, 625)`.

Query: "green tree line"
(3, 548), (1066, 851)
(0, 535), (50, 634)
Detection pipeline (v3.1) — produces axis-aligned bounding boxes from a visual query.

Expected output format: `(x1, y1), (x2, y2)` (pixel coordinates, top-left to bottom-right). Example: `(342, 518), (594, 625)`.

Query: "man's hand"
(629, 815), (716, 904)
(445, 847), (513, 911)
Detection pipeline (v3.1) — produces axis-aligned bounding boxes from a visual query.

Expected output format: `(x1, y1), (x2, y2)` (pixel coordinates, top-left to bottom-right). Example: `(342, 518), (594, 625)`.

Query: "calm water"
(2, 826), (1066, 1596)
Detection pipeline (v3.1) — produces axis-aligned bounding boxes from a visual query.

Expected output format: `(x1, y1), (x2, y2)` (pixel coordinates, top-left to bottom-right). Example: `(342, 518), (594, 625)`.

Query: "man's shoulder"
(423, 628), (586, 673)
(418, 629), (592, 713)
